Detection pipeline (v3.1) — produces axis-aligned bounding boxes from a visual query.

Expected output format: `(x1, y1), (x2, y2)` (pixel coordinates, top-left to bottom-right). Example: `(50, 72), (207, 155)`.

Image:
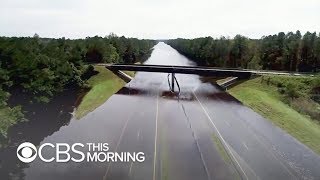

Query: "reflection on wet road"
(1, 42), (320, 180)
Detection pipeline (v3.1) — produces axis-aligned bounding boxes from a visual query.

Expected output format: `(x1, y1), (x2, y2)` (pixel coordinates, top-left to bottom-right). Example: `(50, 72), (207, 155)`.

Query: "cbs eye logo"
(17, 142), (37, 163)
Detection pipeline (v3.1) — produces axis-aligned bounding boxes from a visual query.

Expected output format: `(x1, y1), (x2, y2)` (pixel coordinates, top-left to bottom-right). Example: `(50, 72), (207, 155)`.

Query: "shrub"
(285, 83), (300, 99)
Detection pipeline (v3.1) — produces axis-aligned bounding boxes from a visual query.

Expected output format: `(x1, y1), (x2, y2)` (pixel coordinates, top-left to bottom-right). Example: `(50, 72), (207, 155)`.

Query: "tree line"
(167, 31), (320, 72)
(0, 34), (155, 136)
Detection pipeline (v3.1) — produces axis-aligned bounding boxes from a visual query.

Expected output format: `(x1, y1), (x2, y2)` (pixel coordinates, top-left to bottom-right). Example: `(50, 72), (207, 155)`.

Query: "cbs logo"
(16, 142), (37, 163)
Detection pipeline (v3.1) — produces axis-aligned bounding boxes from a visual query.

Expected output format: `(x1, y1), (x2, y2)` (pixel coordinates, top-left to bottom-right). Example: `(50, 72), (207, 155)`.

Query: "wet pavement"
(1, 42), (320, 180)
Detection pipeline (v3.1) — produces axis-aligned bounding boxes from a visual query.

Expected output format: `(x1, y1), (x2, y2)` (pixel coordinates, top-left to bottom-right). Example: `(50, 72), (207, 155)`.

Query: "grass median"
(75, 66), (128, 119)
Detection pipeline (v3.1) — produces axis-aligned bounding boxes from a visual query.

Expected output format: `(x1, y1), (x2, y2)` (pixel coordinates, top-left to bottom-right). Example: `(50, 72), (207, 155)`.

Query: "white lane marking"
(242, 142), (249, 150)
(137, 130), (140, 140)
(103, 113), (132, 180)
(249, 128), (297, 179)
(225, 120), (231, 127)
(217, 95), (297, 178)
(193, 91), (249, 180)
(128, 162), (134, 176)
(153, 95), (159, 180)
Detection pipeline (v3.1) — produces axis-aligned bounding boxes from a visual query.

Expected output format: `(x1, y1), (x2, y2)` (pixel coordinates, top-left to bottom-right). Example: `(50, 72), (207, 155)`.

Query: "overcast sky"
(0, 0), (319, 39)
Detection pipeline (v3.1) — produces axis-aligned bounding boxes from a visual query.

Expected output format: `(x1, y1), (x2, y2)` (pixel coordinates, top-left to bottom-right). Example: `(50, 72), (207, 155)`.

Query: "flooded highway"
(1, 42), (320, 180)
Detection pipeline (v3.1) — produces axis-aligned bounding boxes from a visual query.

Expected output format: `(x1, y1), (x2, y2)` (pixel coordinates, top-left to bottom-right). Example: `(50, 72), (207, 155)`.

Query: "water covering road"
(1, 42), (320, 180)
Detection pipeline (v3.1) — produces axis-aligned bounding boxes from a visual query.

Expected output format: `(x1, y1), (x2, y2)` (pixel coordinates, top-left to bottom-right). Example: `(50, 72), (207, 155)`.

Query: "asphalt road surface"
(14, 43), (320, 180)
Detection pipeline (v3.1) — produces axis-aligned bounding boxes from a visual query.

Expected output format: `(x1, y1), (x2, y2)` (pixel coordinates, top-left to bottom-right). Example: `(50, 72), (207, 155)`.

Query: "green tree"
(229, 35), (250, 68)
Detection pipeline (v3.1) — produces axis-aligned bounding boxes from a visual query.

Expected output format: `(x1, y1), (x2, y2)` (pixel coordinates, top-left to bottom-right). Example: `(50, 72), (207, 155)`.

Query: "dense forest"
(167, 31), (320, 72)
(0, 34), (155, 136)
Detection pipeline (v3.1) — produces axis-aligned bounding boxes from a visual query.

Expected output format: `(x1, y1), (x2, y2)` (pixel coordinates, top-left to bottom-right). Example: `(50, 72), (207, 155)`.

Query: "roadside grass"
(211, 134), (232, 164)
(211, 134), (241, 180)
(261, 74), (320, 97)
(75, 66), (128, 119)
(160, 127), (169, 180)
(228, 77), (320, 155)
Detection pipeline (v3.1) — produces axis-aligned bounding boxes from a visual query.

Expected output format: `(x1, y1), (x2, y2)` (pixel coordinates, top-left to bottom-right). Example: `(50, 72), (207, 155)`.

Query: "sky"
(0, 0), (319, 39)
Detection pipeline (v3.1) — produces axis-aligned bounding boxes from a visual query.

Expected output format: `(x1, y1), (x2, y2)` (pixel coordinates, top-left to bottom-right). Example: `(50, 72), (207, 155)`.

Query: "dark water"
(0, 89), (81, 179)
(1, 42), (320, 180)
